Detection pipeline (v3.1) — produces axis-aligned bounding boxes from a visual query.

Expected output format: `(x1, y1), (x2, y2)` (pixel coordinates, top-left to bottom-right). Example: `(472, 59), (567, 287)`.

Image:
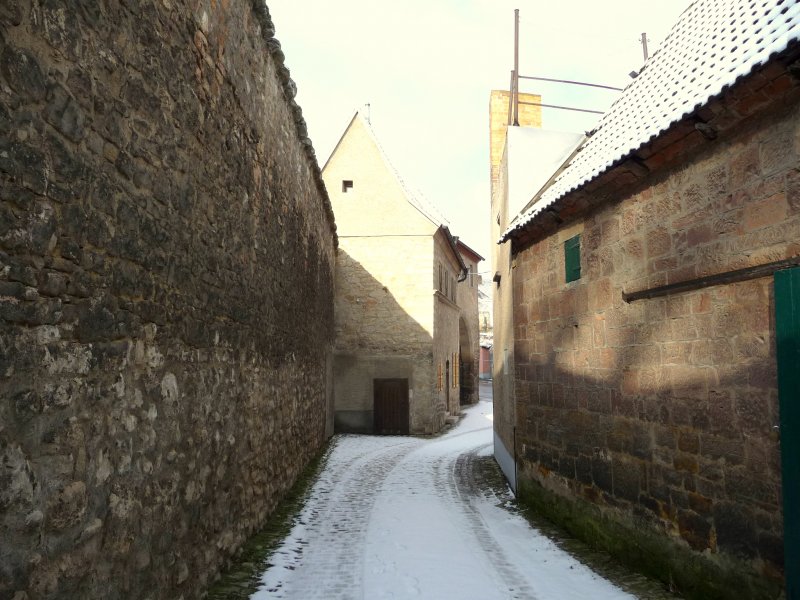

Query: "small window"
(342, 180), (353, 193)
(438, 263), (443, 291)
(564, 234), (581, 283)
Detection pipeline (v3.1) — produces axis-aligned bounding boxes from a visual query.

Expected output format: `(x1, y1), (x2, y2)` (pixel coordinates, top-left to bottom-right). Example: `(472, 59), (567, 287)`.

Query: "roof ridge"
(356, 113), (451, 228)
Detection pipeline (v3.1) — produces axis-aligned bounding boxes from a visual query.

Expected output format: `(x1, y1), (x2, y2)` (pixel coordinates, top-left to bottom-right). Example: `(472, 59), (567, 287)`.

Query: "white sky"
(267, 1), (695, 261)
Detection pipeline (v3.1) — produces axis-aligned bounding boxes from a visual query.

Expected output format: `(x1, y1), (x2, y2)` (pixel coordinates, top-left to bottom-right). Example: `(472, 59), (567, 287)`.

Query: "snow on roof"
(502, 0), (800, 242)
(502, 128), (585, 229)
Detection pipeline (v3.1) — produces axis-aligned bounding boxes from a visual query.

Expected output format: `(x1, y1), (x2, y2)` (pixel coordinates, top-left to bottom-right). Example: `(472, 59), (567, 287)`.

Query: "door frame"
(373, 378), (410, 435)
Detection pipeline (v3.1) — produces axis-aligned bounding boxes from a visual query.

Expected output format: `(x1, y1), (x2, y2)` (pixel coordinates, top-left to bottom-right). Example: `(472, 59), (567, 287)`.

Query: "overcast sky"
(267, 0), (695, 262)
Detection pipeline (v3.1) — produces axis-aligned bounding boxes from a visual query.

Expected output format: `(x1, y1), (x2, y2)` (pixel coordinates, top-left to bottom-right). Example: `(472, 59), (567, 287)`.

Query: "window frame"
(564, 233), (581, 283)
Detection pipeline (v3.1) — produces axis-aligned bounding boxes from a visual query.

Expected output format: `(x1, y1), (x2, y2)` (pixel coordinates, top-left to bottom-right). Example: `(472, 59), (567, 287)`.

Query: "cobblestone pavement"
(249, 394), (677, 600)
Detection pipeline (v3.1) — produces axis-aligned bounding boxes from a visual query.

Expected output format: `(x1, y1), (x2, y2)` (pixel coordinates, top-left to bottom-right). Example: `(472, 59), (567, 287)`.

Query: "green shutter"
(564, 234), (581, 283)
(775, 267), (800, 600)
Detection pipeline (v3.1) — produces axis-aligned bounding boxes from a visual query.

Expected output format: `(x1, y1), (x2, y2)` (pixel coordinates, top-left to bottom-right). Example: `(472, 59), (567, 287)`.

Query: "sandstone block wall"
(332, 238), (435, 434)
(512, 97), (800, 591)
(0, 1), (336, 598)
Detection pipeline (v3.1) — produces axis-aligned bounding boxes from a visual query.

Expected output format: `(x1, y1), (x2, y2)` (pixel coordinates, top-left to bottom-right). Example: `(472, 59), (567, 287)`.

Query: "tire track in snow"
(434, 441), (540, 600)
(255, 437), (420, 600)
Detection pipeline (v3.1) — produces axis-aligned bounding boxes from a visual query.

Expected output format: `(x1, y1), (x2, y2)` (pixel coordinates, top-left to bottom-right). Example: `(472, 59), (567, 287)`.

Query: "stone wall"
(433, 230), (461, 421)
(510, 96), (800, 597)
(331, 239), (434, 434)
(455, 246), (481, 406)
(0, 1), (336, 599)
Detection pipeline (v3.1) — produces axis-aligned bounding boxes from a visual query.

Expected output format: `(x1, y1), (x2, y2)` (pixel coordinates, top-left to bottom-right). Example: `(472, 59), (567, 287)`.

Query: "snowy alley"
(249, 389), (651, 600)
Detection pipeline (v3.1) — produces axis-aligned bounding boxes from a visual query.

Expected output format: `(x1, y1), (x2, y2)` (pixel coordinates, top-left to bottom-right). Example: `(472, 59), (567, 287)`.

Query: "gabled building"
(323, 112), (473, 434)
(497, 1), (800, 597)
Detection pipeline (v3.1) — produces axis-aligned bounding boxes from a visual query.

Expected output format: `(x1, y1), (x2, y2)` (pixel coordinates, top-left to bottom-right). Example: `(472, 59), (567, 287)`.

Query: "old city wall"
(0, 1), (336, 598)
(511, 96), (800, 597)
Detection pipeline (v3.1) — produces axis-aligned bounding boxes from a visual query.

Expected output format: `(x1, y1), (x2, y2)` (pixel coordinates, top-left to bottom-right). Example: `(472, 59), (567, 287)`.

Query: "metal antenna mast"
(640, 32), (649, 61)
(513, 9), (520, 126)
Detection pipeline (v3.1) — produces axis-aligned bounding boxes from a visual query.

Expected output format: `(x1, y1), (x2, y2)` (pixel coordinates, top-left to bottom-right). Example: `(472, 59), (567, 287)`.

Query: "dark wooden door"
(373, 378), (409, 435)
(776, 267), (799, 599)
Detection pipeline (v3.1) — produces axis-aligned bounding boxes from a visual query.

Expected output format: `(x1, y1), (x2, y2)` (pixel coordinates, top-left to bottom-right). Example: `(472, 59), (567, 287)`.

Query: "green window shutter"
(564, 234), (581, 283)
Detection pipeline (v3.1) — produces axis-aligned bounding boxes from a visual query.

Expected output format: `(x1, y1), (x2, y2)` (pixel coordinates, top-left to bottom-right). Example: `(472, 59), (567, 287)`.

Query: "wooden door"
(776, 268), (799, 599)
(373, 378), (409, 435)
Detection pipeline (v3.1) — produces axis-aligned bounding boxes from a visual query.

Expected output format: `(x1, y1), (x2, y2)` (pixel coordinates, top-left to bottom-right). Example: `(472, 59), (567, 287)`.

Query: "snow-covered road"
(251, 400), (635, 600)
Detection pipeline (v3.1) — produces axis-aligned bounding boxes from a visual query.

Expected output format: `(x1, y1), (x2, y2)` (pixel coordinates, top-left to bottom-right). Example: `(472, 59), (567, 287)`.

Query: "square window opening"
(342, 180), (354, 193)
(564, 234), (581, 283)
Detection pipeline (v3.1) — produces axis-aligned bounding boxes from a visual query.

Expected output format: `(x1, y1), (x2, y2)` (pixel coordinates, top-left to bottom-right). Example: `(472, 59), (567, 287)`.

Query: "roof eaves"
(500, 0), (800, 245)
(440, 226), (469, 281)
(455, 239), (485, 263)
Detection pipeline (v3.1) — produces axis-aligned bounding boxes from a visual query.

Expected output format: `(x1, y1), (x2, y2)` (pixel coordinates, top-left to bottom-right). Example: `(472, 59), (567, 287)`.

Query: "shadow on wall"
(333, 248), (447, 434)
(459, 315), (477, 405)
(512, 276), (783, 592)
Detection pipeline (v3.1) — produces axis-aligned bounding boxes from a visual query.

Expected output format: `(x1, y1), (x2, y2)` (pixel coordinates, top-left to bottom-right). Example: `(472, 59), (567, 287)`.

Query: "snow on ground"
(252, 400), (634, 600)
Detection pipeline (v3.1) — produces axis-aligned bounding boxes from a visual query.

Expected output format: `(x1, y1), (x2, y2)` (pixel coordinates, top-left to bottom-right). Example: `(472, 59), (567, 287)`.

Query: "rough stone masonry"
(0, 1), (337, 598)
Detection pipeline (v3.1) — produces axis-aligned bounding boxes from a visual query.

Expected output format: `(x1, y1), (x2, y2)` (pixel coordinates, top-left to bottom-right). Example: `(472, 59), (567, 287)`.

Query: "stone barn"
(498, 1), (800, 598)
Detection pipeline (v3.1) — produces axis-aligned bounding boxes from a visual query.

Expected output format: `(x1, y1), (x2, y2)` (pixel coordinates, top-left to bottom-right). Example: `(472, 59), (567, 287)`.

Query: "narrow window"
(564, 234), (581, 283)
(438, 263), (443, 291)
(342, 180), (353, 193)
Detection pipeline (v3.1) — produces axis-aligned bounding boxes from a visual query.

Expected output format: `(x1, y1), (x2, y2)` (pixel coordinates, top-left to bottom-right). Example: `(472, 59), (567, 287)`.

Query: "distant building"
(496, 1), (800, 597)
(479, 344), (492, 381)
(323, 112), (476, 434)
(478, 283), (493, 381)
